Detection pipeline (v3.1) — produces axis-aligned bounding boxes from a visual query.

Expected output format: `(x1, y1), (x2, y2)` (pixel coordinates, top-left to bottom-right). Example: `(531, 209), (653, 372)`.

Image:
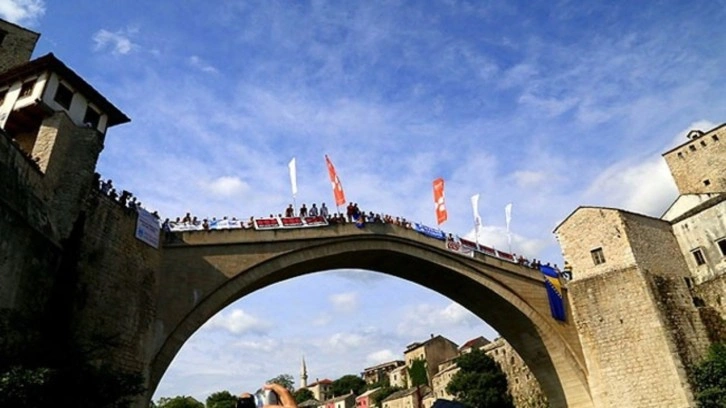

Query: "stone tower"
(0, 29), (130, 239)
(0, 19), (40, 73)
(662, 125), (726, 194)
(554, 123), (726, 407)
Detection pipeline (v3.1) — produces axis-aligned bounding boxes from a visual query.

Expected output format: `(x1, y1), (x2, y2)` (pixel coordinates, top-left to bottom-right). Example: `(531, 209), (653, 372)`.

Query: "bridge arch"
(151, 227), (592, 407)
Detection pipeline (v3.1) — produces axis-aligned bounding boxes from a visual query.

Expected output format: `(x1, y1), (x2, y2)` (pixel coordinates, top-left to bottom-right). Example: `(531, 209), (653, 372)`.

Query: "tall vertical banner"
(505, 202), (513, 252)
(288, 157), (298, 196)
(540, 264), (566, 321)
(325, 155), (346, 206)
(433, 178), (447, 225)
(471, 194), (482, 247)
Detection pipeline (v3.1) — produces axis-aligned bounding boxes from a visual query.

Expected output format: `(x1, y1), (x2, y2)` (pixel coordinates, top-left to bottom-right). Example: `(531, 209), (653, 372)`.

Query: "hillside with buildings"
(297, 334), (547, 408)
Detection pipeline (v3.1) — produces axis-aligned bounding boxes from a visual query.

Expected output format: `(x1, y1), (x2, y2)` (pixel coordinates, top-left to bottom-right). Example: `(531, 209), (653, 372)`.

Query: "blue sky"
(4, 0), (726, 402)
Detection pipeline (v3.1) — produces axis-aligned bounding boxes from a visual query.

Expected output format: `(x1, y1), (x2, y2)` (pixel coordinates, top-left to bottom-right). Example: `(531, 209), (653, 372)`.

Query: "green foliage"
(407, 358), (428, 387)
(156, 395), (205, 408)
(367, 375), (390, 390)
(372, 385), (403, 407)
(446, 348), (514, 408)
(331, 374), (367, 396)
(206, 390), (238, 408)
(267, 373), (295, 392)
(294, 387), (315, 403)
(694, 342), (726, 408)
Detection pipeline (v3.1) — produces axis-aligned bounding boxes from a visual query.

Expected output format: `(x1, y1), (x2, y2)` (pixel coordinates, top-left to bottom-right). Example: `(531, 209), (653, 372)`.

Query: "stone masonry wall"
(0, 129), (60, 312)
(568, 267), (694, 407)
(0, 19), (39, 73)
(663, 125), (726, 194)
(485, 339), (548, 408)
(72, 191), (162, 380)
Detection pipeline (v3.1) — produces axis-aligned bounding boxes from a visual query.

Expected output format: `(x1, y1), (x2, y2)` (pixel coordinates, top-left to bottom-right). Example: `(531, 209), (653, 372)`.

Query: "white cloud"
(329, 292), (358, 312)
(511, 170), (546, 188)
(396, 302), (480, 338)
(231, 338), (279, 352)
(366, 349), (398, 366)
(584, 157), (678, 217)
(203, 176), (249, 197)
(92, 28), (136, 55)
(0, 0), (44, 25)
(189, 55), (219, 74)
(312, 312), (332, 326)
(204, 309), (271, 334)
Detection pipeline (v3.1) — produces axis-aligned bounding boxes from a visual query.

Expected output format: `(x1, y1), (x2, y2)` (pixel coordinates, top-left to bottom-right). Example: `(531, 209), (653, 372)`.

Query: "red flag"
(433, 177), (447, 225)
(325, 155), (346, 206)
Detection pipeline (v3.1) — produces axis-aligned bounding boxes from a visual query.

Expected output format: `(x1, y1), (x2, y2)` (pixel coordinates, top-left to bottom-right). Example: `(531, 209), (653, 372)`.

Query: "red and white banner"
(325, 155), (346, 206)
(445, 236), (473, 257)
(433, 177), (447, 225)
(253, 216), (328, 230)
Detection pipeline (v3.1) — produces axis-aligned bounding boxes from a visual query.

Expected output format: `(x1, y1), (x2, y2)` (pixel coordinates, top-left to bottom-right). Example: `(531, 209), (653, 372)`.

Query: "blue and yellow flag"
(540, 265), (566, 321)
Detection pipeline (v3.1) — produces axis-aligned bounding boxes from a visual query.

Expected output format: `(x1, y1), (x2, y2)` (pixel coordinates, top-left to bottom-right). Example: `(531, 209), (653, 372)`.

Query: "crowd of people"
(93, 173), (567, 280)
(95, 174), (161, 219)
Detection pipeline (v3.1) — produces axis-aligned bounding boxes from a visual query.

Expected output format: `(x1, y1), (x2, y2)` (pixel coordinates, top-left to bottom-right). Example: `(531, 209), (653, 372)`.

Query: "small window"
(591, 248), (606, 265)
(704, 179), (711, 186)
(689, 145), (697, 152)
(20, 80), (35, 97)
(692, 249), (706, 266)
(83, 106), (100, 128)
(700, 140), (707, 147)
(677, 152), (684, 158)
(54, 83), (74, 109)
(718, 239), (726, 256)
(713, 134), (720, 142)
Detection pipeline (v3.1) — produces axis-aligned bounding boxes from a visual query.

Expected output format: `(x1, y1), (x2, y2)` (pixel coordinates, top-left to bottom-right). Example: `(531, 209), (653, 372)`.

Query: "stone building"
(356, 387), (381, 408)
(403, 335), (459, 387)
(307, 378), (334, 402)
(362, 360), (405, 385)
(382, 386), (429, 408)
(428, 337), (546, 408)
(387, 364), (408, 389)
(555, 123), (726, 407)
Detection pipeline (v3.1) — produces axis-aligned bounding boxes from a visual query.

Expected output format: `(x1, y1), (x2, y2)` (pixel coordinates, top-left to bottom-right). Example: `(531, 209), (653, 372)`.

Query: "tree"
(408, 358), (428, 408)
(694, 342), (726, 407)
(294, 387), (315, 403)
(267, 374), (295, 392)
(446, 348), (514, 408)
(331, 374), (366, 396)
(206, 390), (238, 408)
(156, 395), (204, 408)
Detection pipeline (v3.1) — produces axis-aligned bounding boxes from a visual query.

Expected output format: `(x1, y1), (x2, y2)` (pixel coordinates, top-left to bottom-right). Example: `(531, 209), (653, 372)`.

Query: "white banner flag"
(505, 202), (512, 232)
(471, 194), (482, 226)
(288, 157), (298, 196)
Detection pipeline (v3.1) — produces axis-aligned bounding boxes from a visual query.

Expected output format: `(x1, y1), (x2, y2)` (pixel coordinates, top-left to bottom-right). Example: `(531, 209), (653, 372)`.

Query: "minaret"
(300, 356), (308, 389)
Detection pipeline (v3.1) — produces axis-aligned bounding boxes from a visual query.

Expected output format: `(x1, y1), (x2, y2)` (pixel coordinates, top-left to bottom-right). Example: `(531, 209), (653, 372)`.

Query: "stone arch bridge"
(151, 223), (593, 407)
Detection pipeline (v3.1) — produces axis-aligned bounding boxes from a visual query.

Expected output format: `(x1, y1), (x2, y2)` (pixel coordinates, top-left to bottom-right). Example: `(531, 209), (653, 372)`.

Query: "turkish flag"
(325, 155), (346, 206)
(433, 177), (447, 225)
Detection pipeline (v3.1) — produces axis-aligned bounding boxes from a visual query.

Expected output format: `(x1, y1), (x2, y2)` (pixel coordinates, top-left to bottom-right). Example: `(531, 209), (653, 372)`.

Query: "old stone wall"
(663, 125), (726, 194)
(0, 129), (59, 312)
(485, 338), (548, 408)
(556, 208), (637, 281)
(568, 267), (695, 407)
(72, 191), (162, 378)
(0, 19), (39, 73)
